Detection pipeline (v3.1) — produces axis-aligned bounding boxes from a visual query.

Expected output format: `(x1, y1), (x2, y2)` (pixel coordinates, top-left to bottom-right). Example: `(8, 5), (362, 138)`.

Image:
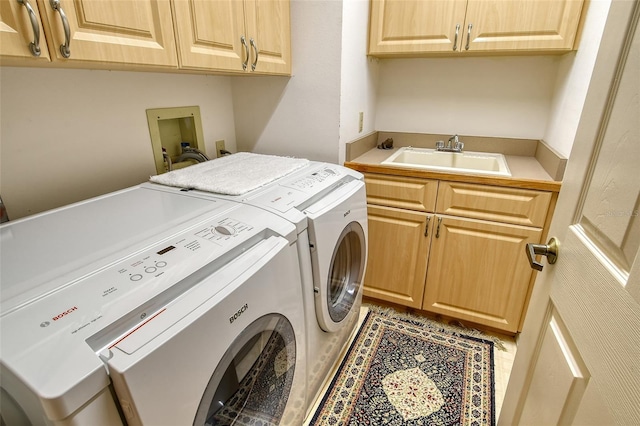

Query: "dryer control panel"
(285, 166), (341, 191)
(250, 165), (354, 214)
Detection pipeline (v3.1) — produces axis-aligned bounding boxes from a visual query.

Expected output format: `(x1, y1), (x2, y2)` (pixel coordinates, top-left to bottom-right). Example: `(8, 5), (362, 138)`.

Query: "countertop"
(345, 147), (562, 193)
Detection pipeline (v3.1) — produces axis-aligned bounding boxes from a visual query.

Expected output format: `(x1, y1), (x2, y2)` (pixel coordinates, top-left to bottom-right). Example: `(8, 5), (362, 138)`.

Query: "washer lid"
(0, 185), (235, 314)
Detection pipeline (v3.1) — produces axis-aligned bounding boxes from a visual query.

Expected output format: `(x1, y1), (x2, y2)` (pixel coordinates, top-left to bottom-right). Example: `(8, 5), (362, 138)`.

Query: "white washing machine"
(0, 185), (306, 425)
(149, 155), (368, 416)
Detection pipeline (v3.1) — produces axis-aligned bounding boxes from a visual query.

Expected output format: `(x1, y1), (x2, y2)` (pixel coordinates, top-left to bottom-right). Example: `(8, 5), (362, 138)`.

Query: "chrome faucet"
(436, 134), (464, 153)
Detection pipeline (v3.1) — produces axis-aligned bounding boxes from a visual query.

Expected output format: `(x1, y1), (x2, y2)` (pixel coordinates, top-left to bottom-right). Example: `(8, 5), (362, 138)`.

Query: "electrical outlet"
(358, 112), (364, 133)
(215, 140), (226, 157)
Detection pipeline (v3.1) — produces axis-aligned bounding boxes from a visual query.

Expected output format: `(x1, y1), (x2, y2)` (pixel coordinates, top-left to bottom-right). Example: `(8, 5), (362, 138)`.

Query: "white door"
(499, 1), (640, 424)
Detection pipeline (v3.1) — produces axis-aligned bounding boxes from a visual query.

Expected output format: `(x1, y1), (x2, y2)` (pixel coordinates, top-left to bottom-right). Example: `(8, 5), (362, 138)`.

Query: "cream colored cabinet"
(245, 0), (291, 74)
(1, 0), (290, 75)
(0, 0), (51, 63)
(368, 0), (585, 56)
(362, 174), (439, 308)
(172, 0), (245, 72)
(365, 205), (433, 308)
(172, 0), (290, 75)
(363, 175), (554, 333)
(1, 0), (177, 67)
(368, 0), (467, 55)
(423, 182), (552, 332)
(40, 0), (177, 66)
(423, 216), (542, 333)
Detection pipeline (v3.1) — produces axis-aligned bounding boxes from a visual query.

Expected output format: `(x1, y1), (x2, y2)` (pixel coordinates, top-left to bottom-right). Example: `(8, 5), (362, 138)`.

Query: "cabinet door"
(244, 0), (290, 75)
(37, 0), (177, 66)
(1, 0), (51, 63)
(172, 0), (246, 72)
(463, 0), (584, 52)
(423, 215), (541, 333)
(368, 0), (468, 55)
(364, 205), (432, 309)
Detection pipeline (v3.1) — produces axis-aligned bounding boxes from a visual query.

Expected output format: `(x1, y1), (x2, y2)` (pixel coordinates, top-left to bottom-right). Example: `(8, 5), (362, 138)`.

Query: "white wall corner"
(338, 0), (380, 165)
(231, 0), (344, 163)
(543, 0), (613, 158)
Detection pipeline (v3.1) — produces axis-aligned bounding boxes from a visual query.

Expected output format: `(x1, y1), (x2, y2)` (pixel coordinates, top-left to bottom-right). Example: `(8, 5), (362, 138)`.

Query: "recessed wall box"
(147, 106), (207, 175)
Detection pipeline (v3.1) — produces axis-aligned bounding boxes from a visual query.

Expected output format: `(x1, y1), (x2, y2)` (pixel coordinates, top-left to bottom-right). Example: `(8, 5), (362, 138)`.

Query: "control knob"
(214, 225), (235, 236)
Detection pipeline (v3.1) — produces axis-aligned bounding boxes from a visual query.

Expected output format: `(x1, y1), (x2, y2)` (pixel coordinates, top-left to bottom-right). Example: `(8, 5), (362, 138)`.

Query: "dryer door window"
(193, 314), (296, 426)
(327, 222), (366, 323)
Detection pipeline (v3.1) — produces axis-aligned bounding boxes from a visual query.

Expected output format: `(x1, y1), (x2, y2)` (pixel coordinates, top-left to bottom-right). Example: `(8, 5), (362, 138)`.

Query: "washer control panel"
(0, 209), (264, 348)
(117, 217), (252, 287)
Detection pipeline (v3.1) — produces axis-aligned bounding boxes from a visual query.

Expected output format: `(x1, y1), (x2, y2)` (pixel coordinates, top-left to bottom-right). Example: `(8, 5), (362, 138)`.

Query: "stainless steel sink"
(381, 147), (511, 177)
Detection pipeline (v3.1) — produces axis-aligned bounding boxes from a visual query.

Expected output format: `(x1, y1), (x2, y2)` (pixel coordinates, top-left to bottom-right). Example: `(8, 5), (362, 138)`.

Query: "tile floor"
(487, 330), (517, 420)
(303, 306), (517, 424)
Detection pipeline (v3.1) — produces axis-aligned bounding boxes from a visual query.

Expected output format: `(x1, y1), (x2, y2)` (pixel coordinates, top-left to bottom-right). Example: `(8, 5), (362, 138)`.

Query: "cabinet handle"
(49, 0), (70, 58)
(17, 0), (42, 57)
(424, 216), (431, 237)
(250, 38), (258, 71)
(465, 23), (472, 51)
(453, 23), (460, 51)
(241, 35), (249, 70)
(435, 217), (442, 238)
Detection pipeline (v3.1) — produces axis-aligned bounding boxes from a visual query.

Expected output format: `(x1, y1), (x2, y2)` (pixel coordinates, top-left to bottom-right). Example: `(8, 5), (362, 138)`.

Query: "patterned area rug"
(310, 308), (497, 425)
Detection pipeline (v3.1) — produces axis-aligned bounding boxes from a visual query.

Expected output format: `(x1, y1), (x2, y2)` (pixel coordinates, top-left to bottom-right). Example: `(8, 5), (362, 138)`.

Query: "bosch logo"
(230, 304), (248, 324)
(343, 209), (351, 218)
(52, 306), (78, 321)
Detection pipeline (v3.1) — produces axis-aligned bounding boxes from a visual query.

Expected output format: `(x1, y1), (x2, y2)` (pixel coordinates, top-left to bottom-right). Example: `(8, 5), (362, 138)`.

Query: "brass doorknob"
(526, 237), (559, 271)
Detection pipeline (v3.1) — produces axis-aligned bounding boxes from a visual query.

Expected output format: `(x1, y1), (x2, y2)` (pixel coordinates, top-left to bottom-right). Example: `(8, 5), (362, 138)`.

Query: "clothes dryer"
(0, 185), (306, 425)
(149, 155), (368, 415)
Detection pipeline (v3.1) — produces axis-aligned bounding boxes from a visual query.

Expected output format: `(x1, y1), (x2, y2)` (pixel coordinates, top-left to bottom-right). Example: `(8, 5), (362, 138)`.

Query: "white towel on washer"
(149, 152), (309, 196)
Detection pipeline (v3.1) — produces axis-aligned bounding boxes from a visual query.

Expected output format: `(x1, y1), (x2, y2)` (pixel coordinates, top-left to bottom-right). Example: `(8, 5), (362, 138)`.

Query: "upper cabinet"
(43, 0), (178, 67)
(1, 0), (177, 68)
(1, 0), (291, 75)
(368, 0), (586, 57)
(369, 0), (467, 55)
(245, 0), (291, 74)
(172, 0), (245, 72)
(1, 0), (51, 63)
(173, 0), (290, 75)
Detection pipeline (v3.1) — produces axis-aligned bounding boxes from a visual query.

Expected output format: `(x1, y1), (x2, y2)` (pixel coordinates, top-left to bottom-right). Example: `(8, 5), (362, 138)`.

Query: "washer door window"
(193, 314), (296, 426)
(324, 222), (366, 328)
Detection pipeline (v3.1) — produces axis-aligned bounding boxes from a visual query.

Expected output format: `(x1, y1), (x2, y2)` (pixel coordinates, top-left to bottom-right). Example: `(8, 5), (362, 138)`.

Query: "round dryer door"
(318, 221), (366, 332)
(193, 314), (297, 425)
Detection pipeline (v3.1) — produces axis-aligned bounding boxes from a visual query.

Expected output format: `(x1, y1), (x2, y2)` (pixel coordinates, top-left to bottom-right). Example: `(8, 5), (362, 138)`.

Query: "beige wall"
(0, 67), (235, 220)
(339, 0), (379, 165)
(375, 55), (559, 141)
